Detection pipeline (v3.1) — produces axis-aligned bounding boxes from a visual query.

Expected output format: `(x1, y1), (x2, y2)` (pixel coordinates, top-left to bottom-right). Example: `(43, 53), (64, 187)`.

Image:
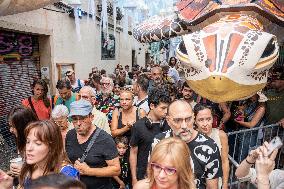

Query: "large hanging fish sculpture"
(133, 0), (284, 102)
(0, 0), (59, 16)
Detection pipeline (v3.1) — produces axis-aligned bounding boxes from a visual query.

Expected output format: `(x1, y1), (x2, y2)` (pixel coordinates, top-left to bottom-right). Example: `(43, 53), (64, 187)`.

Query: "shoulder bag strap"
(136, 108), (140, 120)
(136, 97), (148, 108)
(79, 128), (101, 163)
(28, 97), (39, 119)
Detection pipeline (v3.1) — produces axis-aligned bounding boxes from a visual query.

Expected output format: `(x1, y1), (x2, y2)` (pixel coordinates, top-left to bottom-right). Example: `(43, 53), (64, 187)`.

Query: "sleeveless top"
(117, 108), (139, 142)
(208, 128), (222, 189)
(240, 102), (266, 130)
(209, 128), (222, 151)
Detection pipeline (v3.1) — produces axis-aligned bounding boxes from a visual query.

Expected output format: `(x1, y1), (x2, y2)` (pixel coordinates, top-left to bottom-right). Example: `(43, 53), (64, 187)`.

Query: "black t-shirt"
(111, 155), (130, 188)
(130, 117), (170, 180)
(152, 130), (222, 189)
(65, 128), (118, 189)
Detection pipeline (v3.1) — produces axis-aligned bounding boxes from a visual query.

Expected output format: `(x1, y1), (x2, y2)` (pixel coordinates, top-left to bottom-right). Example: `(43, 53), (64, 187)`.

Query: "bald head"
(167, 100), (193, 116)
(166, 100), (195, 143)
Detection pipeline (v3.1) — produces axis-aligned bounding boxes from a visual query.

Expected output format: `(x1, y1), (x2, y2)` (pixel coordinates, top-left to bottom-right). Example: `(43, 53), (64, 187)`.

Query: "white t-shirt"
(133, 96), (149, 114)
(168, 67), (180, 83)
(71, 79), (85, 91)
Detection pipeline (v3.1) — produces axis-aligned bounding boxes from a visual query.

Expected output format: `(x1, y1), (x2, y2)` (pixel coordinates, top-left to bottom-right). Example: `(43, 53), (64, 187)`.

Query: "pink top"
(22, 97), (51, 120)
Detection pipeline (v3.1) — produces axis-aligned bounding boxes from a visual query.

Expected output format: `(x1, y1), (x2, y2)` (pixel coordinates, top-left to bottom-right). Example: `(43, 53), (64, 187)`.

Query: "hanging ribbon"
(113, 0), (117, 39)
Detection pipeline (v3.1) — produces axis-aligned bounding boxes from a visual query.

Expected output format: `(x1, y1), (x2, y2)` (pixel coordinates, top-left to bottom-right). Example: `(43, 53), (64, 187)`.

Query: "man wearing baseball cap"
(65, 69), (85, 93)
(65, 99), (120, 189)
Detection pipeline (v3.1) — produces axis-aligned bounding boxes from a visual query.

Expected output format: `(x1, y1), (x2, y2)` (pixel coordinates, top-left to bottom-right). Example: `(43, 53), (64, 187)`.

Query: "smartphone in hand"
(267, 136), (283, 155)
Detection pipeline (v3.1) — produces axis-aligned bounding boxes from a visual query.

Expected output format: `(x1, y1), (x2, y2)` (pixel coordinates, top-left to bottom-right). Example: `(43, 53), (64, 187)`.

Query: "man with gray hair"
(94, 77), (120, 124)
(148, 66), (163, 93)
(78, 86), (111, 135)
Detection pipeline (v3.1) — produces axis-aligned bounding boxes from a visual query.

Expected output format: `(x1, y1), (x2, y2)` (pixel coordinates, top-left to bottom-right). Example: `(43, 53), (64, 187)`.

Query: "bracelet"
(245, 158), (254, 165)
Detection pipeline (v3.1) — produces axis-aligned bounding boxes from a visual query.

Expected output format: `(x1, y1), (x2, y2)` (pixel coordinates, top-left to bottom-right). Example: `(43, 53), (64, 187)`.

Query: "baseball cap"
(65, 69), (75, 76)
(69, 100), (93, 117)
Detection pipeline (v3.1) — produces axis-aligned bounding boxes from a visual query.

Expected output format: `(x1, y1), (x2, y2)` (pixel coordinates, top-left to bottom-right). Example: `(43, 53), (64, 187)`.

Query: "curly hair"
(148, 87), (171, 107)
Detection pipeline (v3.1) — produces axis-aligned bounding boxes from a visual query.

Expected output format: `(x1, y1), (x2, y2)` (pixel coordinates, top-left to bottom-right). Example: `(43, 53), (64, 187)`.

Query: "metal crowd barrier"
(227, 123), (284, 189)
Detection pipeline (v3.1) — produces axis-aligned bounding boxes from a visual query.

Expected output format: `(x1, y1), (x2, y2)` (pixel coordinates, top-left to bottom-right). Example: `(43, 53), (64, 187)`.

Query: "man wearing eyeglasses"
(78, 86), (111, 135)
(65, 99), (120, 189)
(94, 77), (120, 125)
(150, 100), (222, 189)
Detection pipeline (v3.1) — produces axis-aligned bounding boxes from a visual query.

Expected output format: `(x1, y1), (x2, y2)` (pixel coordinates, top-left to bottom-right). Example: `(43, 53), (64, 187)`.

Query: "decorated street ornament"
(0, 0), (60, 16)
(133, 0), (284, 102)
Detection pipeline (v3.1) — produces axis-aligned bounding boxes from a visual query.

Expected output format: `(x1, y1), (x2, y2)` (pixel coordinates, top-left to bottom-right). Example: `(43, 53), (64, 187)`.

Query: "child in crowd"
(112, 136), (130, 189)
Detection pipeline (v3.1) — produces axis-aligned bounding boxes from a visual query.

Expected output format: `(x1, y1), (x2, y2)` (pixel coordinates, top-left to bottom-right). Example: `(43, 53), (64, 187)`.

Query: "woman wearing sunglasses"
(134, 137), (195, 189)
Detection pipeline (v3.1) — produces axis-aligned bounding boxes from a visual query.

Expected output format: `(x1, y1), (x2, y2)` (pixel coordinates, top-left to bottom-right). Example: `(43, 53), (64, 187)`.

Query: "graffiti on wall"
(0, 31), (40, 159)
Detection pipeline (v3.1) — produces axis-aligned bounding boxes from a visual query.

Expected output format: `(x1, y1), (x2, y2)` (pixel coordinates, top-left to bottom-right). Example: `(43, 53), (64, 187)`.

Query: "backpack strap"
(135, 98), (148, 108)
(77, 79), (81, 89)
(28, 97), (39, 119)
(52, 95), (59, 109)
(136, 108), (140, 120)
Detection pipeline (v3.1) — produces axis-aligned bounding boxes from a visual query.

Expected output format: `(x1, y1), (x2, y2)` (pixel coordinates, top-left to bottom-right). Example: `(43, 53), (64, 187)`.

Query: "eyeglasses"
(150, 162), (177, 176)
(170, 116), (193, 125)
(71, 116), (89, 124)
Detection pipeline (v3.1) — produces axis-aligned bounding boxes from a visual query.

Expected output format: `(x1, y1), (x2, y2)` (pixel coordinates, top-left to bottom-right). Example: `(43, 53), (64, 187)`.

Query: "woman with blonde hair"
(111, 89), (146, 142)
(134, 137), (195, 189)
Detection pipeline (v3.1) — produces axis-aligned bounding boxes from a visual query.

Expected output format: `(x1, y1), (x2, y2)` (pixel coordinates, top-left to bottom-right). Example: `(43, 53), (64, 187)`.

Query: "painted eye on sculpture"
(260, 38), (276, 59)
(178, 41), (187, 55)
(176, 40), (192, 64)
(255, 37), (278, 69)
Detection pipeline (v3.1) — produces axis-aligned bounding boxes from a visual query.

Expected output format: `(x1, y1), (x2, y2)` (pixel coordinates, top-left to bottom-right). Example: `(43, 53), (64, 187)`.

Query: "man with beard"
(148, 66), (163, 93)
(53, 79), (79, 111)
(181, 81), (197, 109)
(150, 100), (222, 189)
(65, 100), (120, 189)
(130, 88), (171, 186)
(79, 86), (111, 135)
(94, 77), (120, 124)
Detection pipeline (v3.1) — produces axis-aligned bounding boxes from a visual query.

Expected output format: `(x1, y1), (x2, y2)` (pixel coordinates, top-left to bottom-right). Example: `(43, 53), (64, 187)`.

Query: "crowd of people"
(0, 57), (284, 189)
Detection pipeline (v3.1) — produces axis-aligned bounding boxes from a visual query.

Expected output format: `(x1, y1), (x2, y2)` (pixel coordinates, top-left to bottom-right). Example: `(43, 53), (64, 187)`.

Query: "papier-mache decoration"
(133, 0), (284, 103)
(0, 0), (60, 16)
